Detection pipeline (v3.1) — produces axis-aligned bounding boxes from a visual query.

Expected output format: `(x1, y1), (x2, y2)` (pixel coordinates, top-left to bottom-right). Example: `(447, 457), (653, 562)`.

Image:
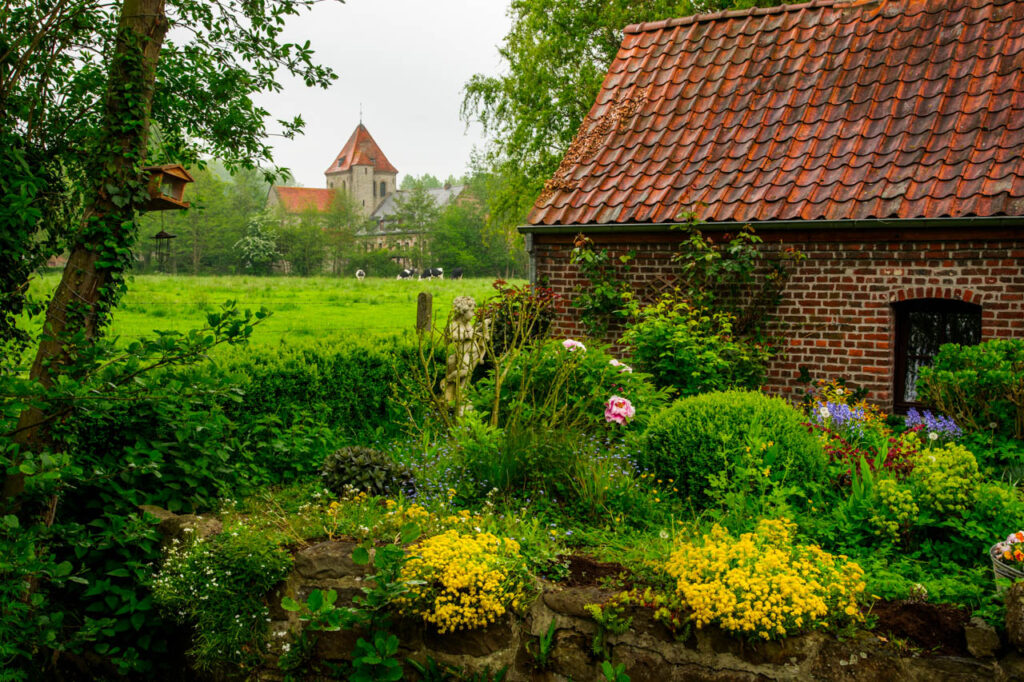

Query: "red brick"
(534, 232), (1024, 411)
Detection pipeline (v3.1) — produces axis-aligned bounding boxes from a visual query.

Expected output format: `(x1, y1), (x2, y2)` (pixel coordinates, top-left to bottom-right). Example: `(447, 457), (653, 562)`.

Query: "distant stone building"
(324, 123), (398, 215)
(360, 184), (465, 254)
(267, 122), (398, 217)
(267, 122), (465, 262)
(265, 185), (335, 215)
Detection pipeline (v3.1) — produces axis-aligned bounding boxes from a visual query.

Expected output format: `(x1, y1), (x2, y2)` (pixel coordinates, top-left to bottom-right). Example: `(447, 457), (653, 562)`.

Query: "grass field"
(26, 274), (519, 345)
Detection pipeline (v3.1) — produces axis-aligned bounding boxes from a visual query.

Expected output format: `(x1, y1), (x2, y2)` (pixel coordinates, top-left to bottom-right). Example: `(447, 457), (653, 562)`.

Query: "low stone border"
(254, 540), (1024, 681)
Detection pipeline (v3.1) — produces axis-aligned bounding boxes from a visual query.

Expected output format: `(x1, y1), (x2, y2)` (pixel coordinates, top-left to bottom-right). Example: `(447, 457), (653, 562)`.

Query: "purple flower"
(905, 408), (962, 440)
(813, 401), (868, 435)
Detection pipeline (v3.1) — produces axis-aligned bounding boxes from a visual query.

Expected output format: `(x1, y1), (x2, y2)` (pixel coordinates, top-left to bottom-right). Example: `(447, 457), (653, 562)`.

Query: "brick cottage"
(520, 0), (1024, 411)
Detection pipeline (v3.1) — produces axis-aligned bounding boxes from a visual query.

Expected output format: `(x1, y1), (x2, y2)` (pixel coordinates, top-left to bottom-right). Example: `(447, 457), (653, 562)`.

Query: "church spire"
(323, 122), (398, 175)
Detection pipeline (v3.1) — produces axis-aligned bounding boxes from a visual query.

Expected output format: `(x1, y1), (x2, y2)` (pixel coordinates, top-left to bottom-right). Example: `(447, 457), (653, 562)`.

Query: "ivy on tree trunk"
(4, 0), (168, 501)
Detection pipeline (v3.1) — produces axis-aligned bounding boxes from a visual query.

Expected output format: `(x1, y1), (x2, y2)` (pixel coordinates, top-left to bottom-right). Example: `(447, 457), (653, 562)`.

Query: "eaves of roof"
(519, 215), (1024, 235)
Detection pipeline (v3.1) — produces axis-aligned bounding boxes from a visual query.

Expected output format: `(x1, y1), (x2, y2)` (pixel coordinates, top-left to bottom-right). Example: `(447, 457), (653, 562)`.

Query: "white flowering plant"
(152, 524), (292, 671)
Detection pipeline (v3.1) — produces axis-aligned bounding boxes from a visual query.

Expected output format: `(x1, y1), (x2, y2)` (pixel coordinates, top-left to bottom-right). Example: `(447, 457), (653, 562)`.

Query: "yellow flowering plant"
(911, 442), (981, 515)
(396, 530), (530, 633)
(320, 490), (490, 543)
(665, 519), (865, 640)
(869, 478), (919, 541)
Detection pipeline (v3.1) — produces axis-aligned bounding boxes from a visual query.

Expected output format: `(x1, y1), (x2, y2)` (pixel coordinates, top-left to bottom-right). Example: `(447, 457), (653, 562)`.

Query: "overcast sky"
(256, 0), (511, 188)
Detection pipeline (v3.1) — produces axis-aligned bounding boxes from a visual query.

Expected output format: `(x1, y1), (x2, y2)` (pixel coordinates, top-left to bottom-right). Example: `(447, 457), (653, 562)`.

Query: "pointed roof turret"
(324, 123), (398, 175)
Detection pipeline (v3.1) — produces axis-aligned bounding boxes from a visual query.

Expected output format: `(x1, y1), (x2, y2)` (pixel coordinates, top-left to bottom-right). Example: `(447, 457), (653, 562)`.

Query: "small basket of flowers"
(991, 531), (1024, 589)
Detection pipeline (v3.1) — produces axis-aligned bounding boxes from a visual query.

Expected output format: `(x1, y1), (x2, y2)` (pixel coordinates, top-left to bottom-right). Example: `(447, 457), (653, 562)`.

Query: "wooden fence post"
(416, 292), (433, 333)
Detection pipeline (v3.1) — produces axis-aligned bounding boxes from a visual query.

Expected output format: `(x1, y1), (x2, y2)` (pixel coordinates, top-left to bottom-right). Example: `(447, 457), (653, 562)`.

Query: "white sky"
(256, 0), (511, 188)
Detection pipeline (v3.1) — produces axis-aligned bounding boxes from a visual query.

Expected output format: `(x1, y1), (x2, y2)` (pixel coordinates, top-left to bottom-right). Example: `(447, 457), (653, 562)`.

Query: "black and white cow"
(450, 267), (464, 280)
(355, 269), (366, 280)
(419, 267), (444, 280)
(397, 268), (416, 280)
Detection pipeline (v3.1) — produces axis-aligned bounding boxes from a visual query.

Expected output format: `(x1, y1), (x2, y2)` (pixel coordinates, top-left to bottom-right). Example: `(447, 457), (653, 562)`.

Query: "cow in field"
(419, 267), (444, 280)
(355, 269), (366, 280)
(450, 267), (464, 280)
(397, 268), (416, 279)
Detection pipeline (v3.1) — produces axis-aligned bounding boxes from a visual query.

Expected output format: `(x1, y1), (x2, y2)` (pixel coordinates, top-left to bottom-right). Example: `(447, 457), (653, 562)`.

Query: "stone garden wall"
(258, 539), (1024, 681)
(528, 227), (1024, 411)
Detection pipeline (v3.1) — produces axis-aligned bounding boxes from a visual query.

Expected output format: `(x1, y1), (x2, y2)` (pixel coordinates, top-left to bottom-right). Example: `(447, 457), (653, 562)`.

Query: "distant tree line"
(137, 162), (269, 274)
(135, 168), (527, 278)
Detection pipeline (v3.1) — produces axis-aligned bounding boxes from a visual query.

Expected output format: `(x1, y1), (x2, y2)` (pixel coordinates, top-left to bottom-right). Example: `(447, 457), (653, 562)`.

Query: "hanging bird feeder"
(143, 164), (194, 210)
(152, 229), (177, 272)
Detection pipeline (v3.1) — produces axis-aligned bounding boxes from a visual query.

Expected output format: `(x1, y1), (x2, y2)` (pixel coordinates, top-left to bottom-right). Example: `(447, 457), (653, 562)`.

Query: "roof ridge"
(324, 123), (398, 175)
(624, 0), (855, 34)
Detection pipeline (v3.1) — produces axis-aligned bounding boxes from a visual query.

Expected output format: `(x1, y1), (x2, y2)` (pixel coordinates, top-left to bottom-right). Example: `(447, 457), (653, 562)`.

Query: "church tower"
(324, 123), (398, 217)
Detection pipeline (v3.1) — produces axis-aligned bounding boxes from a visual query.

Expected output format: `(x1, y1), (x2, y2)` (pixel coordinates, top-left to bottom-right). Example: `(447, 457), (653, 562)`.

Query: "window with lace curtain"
(893, 299), (981, 412)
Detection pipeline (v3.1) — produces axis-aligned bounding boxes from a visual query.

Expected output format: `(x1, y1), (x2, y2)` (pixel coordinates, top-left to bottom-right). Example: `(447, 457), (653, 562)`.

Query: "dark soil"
(559, 554), (631, 588)
(870, 599), (969, 656)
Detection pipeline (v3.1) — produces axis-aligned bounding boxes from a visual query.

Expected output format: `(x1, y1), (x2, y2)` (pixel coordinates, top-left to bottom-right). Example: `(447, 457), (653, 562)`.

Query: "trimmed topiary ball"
(320, 446), (414, 498)
(640, 390), (824, 504)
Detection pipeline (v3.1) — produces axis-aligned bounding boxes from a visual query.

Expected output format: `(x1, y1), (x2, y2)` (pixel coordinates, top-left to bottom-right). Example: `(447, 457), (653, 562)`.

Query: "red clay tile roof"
(272, 186), (335, 213)
(325, 124), (399, 175)
(528, 0), (1024, 227)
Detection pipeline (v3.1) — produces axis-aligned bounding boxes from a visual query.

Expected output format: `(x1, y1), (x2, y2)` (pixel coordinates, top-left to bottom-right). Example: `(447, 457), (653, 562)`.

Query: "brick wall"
(530, 228), (1024, 411)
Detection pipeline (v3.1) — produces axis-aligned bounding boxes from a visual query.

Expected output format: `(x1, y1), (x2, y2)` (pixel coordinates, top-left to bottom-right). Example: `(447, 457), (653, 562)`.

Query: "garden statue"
(444, 296), (490, 413)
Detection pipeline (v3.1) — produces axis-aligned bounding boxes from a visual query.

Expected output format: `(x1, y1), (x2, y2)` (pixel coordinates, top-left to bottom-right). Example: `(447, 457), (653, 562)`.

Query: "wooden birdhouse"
(143, 164), (194, 210)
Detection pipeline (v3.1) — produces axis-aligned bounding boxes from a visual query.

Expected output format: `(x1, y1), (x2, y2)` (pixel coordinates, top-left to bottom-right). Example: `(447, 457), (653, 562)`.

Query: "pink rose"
(562, 339), (586, 352)
(604, 395), (635, 425)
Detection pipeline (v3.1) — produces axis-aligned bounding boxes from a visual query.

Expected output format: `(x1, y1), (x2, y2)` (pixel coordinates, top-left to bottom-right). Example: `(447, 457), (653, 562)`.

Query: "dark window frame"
(892, 298), (982, 413)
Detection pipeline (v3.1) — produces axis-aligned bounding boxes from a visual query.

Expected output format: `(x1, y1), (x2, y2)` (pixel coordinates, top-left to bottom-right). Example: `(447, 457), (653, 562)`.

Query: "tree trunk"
(3, 0), (168, 502)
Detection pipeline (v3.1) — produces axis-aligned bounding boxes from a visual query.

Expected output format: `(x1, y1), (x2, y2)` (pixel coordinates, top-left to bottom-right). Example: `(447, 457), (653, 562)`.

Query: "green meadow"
(26, 274), (516, 345)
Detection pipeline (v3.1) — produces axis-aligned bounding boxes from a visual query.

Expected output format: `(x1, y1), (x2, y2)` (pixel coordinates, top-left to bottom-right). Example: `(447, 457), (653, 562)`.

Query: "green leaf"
(399, 522), (421, 544)
(352, 545), (370, 565)
(280, 596), (303, 612)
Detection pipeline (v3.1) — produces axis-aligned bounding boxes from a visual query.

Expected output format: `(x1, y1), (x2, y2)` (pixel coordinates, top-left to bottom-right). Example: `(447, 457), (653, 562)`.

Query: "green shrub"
(640, 391), (824, 504)
(56, 335), (429, 502)
(468, 338), (667, 434)
(917, 339), (1024, 438)
(621, 299), (772, 396)
(963, 431), (1024, 476)
(446, 411), (576, 499)
(221, 335), (425, 440)
(0, 516), (73, 681)
(321, 446), (415, 498)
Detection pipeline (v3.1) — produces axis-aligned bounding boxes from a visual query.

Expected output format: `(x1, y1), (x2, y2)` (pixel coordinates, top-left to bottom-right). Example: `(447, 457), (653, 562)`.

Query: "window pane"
(904, 359), (923, 402)
(898, 302), (982, 405)
(942, 312), (981, 346)
(907, 311), (942, 358)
